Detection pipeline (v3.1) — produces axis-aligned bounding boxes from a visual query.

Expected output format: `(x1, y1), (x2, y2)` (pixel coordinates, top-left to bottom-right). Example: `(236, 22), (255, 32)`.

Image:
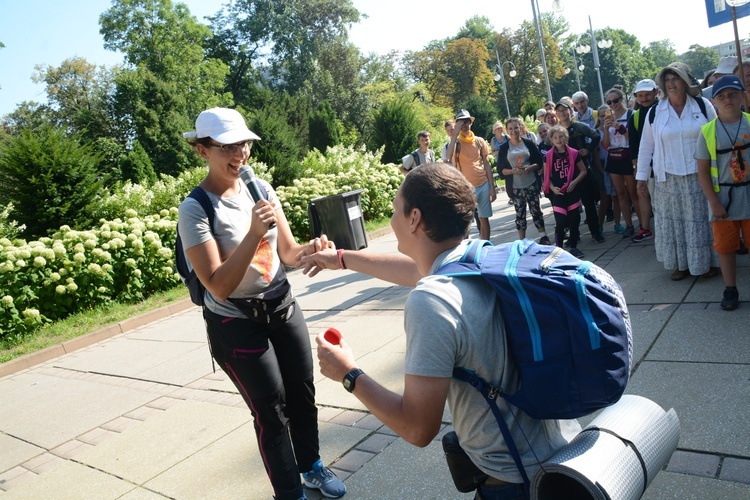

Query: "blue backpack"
(436, 239), (632, 486)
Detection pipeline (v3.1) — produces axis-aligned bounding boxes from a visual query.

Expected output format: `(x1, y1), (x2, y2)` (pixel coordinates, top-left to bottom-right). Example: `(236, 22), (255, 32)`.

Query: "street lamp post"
(571, 47), (582, 92)
(530, 0), (553, 102)
(495, 50), (517, 118)
(578, 16), (612, 106)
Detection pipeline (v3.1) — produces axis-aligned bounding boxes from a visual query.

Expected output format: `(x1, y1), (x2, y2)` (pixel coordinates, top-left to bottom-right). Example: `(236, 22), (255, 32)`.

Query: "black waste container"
(308, 189), (368, 250)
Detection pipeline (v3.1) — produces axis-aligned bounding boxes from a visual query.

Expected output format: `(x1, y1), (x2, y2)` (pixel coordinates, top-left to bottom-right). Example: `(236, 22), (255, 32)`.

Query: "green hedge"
(0, 146), (400, 343)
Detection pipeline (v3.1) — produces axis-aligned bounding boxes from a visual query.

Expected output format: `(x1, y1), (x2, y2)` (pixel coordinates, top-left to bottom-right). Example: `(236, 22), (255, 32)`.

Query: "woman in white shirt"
(636, 62), (720, 281)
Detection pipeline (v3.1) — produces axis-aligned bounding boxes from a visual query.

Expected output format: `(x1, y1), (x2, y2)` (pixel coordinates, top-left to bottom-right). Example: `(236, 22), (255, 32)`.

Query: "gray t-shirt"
(177, 179), (288, 318)
(507, 141), (537, 189)
(404, 242), (580, 483)
(402, 149), (436, 171)
(695, 116), (750, 221)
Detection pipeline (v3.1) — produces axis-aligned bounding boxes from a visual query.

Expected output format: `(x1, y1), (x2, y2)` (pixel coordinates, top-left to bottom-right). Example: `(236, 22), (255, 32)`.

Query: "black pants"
(204, 305), (318, 500)
(579, 168), (601, 237)
(551, 192), (582, 248)
(442, 431), (528, 499)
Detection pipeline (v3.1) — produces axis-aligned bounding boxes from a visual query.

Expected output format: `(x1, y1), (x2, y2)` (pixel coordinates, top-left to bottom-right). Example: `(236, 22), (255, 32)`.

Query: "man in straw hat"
(444, 109), (496, 240)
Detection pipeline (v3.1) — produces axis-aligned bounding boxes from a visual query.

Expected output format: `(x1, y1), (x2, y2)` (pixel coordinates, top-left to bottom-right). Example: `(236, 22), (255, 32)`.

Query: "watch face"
(343, 379), (353, 391)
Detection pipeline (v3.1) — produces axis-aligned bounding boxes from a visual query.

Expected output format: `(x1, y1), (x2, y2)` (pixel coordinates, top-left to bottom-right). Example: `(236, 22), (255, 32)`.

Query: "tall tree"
(0, 126), (106, 238)
(432, 38), (495, 108)
(681, 45), (720, 81)
(31, 57), (116, 141)
(207, 0), (360, 97)
(308, 101), (341, 152)
(643, 40), (679, 71)
(369, 96), (427, 164)
(100, 0), (231, 178)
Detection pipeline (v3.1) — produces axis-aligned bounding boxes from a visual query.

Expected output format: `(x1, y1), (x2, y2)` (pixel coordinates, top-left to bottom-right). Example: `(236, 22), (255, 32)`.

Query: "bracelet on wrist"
(337, 249), (347, 270)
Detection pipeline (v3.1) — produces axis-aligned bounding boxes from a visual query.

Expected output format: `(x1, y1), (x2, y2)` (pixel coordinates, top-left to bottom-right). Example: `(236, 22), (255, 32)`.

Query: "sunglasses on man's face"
(606, 97), (622, 105)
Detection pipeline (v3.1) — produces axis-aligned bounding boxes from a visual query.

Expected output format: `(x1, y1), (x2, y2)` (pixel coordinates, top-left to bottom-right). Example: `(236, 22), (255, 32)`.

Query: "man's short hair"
(400, 163), (475, 242)
(571, 91), (588, 102)
(444, 120), (456, 128)
(417, 130), (431, 139)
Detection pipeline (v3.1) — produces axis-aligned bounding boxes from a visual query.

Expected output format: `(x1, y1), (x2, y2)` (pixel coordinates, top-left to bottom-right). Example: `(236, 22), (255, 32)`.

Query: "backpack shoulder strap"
(187, 186), (216, 232)
(435, 239), (491, 276)
(411, 150), (421, 166)
(693, 95), (708, 119)
(648, 105), (657, 126)
(476, 137), (486, 160)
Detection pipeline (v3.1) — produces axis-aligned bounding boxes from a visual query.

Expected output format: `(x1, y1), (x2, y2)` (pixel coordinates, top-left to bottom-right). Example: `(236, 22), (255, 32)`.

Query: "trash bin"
(308, 189), (368, 250)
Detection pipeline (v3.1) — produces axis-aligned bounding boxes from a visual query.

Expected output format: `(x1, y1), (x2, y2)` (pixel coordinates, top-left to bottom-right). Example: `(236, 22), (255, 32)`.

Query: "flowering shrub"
(0, 146), (400, 343)
(278, 145), (401, 237)
(0, 210), (178, 343)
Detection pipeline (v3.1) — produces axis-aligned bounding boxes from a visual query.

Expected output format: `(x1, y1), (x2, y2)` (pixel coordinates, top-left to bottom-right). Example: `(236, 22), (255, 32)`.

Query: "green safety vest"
(700, 113), (750, 193)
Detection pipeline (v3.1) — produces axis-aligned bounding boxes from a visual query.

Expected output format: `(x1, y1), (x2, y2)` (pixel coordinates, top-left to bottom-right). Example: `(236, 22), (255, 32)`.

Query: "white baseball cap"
(183, 107), (261, 143)
(633, 79), (658, 93)
(715, 56), (738, 76)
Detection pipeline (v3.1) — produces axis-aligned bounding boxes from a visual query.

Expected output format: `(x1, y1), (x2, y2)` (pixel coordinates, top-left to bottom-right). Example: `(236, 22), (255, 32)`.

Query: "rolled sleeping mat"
(531, 395), (680, 500)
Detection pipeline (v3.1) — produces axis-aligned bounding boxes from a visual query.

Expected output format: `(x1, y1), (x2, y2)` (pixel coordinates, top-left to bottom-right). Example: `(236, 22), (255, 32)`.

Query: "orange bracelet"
(337, 249), (347, 270)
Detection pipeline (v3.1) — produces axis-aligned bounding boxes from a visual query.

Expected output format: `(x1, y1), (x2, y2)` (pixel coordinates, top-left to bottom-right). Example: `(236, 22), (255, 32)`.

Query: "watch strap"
(343, 368), (364, 393)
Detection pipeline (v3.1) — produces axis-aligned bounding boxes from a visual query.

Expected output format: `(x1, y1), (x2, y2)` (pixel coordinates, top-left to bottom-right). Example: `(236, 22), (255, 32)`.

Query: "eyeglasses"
(663, 77), (683, 85)
(606, 97), (622, 105)
(573, 100), (585, 105)
(208, 141), (252, 155)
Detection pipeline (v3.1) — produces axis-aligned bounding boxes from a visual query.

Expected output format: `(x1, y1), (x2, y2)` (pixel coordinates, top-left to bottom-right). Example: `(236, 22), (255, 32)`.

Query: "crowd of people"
(172, 57), (748, 500)
(415, 58), (748, 312)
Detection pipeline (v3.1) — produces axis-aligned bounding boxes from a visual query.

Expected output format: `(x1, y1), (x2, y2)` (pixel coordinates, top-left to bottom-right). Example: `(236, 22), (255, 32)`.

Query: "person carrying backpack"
(400, 130), (436, 175)
(178, 107), (346, 499)
(445, 110), (497, 241)
(302, 164), (584, 499)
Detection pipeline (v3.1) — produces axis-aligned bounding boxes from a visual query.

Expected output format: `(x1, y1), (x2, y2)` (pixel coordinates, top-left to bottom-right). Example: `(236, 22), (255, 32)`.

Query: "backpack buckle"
(488, 386), (499, 400)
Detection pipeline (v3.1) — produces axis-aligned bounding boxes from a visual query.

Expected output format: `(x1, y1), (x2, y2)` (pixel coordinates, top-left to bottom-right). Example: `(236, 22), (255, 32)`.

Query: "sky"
(1, 0), (749, 117)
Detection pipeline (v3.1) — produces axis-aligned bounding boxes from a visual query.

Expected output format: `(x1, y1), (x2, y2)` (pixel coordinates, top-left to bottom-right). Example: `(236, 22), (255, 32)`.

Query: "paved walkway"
(1, 192), (749, 499)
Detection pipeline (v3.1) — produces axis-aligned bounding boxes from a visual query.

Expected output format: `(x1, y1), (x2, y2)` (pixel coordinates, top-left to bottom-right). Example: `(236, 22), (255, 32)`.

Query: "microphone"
(239, 165), (275, 228)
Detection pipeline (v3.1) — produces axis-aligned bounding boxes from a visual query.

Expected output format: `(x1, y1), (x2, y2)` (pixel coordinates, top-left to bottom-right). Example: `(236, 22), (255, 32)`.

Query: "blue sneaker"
(303, 460), (346, 498)
(614, 224), (625, 234)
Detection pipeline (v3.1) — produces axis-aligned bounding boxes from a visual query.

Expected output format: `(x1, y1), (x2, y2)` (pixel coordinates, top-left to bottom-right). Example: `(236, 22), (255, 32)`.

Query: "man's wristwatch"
(342, 368), (364, 393)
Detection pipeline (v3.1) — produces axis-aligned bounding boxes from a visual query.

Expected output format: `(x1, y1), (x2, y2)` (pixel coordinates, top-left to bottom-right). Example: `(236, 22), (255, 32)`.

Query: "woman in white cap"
(178, 107), (346, 499)
(636, 63), (720, 281)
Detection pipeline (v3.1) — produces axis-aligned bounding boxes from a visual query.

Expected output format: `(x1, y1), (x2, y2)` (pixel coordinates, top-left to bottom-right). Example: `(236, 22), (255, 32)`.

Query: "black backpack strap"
(187, 186), (216, 231)
(452, 367), (532, 490)
(650, 97), (707, 125)
(411, 151), (421, 167)
(694, 95), (708, 120)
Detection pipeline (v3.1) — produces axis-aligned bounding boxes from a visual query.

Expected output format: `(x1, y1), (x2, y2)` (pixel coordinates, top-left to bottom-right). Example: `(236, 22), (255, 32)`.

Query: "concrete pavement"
(1, 191), (749, 499)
